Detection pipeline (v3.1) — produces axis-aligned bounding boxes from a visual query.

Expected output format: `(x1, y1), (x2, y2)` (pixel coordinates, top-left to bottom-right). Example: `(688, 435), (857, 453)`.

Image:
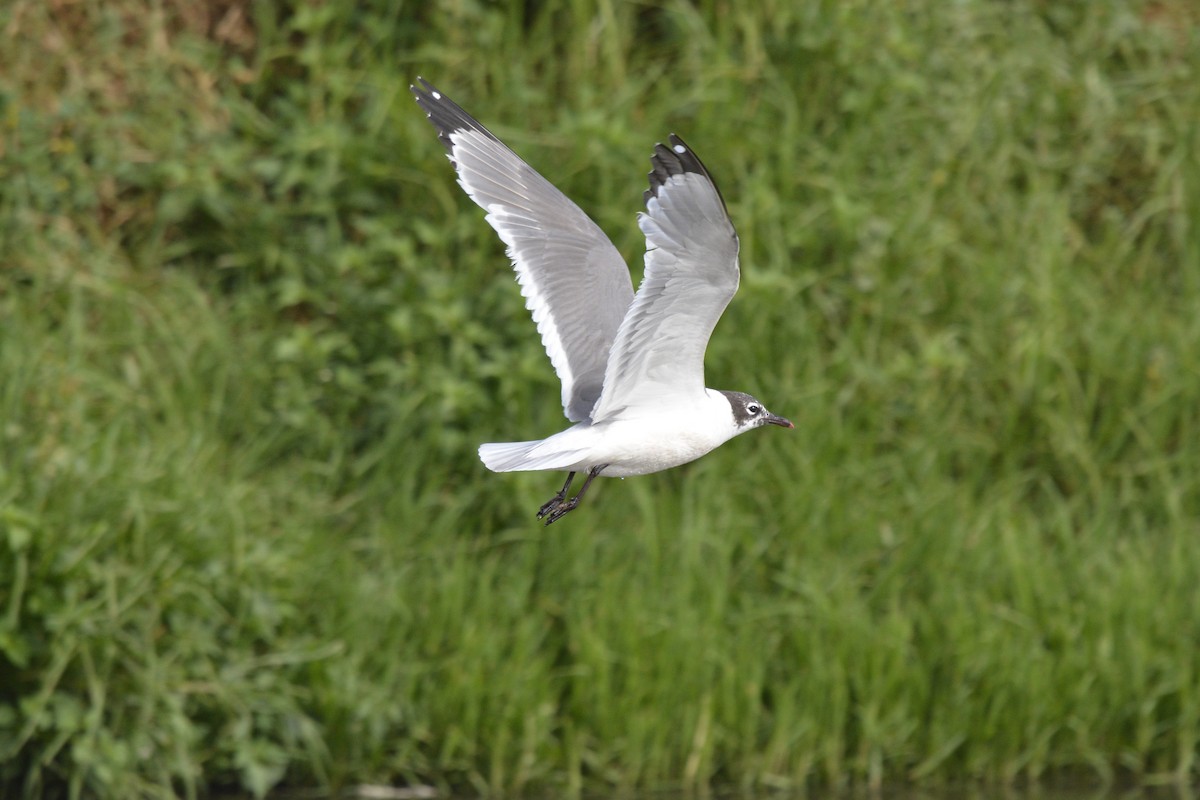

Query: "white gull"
(412, 78), (792, 524)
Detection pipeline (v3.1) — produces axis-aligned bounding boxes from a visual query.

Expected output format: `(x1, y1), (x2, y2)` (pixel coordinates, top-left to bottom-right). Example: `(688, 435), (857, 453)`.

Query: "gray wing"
(588, 134), (740, 423)
(411, 78), (635, 422)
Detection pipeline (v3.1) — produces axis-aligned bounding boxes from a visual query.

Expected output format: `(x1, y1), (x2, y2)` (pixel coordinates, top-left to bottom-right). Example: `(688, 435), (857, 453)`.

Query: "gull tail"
(479, 441), (542, 472)
(478, 440), (586, 473)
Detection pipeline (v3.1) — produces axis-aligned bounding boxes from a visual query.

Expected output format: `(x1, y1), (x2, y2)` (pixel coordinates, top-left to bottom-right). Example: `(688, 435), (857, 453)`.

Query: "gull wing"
(411, 78), (635, 422)
(588, 134), (740, 423)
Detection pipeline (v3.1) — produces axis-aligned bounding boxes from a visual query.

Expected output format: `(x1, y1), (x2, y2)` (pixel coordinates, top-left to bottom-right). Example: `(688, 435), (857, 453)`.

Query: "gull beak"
(764, 413), (794, 429)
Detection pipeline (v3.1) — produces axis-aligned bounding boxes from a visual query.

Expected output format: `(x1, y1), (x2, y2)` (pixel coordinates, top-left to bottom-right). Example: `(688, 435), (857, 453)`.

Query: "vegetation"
(2, 0), (1199, 797)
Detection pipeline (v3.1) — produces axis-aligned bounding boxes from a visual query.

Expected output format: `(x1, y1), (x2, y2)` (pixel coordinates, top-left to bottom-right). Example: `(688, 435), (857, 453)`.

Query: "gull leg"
(537, 472), (576, 520)
(543, 464), (607, 526)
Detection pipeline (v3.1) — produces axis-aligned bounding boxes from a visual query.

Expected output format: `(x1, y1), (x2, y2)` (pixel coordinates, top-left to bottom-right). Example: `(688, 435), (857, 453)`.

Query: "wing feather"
(411, 78), (634, 421)
(589, 135), (740, 422)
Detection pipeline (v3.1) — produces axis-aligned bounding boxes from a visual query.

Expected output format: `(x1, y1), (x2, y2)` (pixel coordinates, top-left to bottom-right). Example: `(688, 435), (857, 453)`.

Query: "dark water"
(814, 786), (1193, 800)
(268, 784), (1196, 800)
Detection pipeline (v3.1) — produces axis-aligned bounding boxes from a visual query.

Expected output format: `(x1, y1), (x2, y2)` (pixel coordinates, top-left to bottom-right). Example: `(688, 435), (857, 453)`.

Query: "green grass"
(2, 0), (1200, 797)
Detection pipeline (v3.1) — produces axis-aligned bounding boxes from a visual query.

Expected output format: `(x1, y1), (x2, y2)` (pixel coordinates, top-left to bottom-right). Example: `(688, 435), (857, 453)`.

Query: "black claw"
(537, 472), (576, 520)
(543, 498), (580, 526)
(536, 465), (607, 526)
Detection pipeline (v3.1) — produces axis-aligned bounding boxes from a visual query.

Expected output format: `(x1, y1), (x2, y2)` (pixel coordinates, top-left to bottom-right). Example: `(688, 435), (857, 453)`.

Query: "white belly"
(542, 406), (735, 477)
(479, 389), (743, 477)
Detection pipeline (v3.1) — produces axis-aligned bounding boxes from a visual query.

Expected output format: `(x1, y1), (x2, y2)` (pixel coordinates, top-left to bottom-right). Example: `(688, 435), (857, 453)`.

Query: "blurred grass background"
(2, 0), (1200, 797)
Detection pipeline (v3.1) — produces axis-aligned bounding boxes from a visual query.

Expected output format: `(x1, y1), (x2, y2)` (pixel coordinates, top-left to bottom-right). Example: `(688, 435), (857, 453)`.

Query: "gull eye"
(747, 403), (761, 415)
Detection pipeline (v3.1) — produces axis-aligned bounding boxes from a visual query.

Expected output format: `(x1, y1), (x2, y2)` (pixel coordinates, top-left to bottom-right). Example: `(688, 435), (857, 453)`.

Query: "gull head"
(718, 390), (794, 434)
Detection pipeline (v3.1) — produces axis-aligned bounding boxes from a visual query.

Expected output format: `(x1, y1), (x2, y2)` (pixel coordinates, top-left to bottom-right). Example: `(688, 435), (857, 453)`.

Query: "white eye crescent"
(747, 404), (761, 415)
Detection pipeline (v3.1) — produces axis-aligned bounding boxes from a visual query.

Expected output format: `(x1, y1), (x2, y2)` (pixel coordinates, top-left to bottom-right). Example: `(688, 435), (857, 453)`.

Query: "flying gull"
(411, 78), (792, 524)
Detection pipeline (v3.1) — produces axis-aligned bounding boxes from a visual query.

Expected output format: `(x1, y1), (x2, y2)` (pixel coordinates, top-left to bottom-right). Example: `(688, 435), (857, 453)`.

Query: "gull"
(411, 78), (792, 525)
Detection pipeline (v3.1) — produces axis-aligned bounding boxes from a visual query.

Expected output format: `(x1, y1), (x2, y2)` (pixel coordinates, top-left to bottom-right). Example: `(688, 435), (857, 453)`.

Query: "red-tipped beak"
(765, 413), (794, 429)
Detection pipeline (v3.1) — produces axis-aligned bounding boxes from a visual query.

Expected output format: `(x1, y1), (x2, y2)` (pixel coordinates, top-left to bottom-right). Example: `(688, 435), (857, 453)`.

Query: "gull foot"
(542, 497), (581, 526)
(535, 464), (607, 526)
(536, 472), (576, 521)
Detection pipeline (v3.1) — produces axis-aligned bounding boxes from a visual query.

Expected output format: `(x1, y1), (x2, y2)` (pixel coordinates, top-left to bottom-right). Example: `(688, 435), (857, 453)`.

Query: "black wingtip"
(643, 133), (729, 212)
(410, 78), (502, 157)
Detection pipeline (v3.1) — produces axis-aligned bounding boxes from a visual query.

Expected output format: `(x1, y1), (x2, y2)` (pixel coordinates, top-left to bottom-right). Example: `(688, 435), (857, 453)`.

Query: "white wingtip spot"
(673, 144), (686, 154)
(432, 91), (442, 100)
